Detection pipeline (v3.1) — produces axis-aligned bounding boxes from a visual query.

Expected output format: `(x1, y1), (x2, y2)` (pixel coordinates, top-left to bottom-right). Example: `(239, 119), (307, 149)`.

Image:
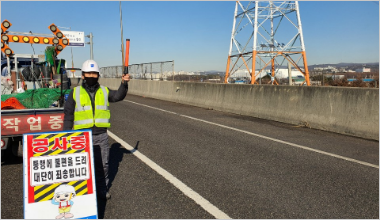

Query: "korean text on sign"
(30, 153), (90, 186)
(31, 135), (86, 153)
(1, 114), (63, 135)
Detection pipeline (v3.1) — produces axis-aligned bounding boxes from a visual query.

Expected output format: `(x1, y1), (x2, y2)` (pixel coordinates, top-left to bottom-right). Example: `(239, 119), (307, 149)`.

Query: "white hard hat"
(81, 60), (100, 73)
(54, 184), (76, 196)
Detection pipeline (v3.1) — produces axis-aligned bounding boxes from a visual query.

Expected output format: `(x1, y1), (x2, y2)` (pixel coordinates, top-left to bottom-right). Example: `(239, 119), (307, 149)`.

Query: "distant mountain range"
(202, 62), (379, 75)
(309, 62), (379, 68)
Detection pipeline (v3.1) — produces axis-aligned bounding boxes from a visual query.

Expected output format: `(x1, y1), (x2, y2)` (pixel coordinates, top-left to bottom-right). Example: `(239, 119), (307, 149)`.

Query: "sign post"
(23, 130), (97, 219)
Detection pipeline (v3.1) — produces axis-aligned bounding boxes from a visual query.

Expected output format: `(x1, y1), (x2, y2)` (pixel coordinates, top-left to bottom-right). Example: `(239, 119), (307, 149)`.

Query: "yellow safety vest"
(73, 86), (110, 130)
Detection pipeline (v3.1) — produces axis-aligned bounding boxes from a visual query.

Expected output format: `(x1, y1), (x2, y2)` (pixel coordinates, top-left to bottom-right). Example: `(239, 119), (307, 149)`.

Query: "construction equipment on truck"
(1, 19), (70, 160)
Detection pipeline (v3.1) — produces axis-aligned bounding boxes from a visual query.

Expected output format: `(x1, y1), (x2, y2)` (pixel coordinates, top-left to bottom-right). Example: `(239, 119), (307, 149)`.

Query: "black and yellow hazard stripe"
(32, 131), (91, 203)
(34, 180), (89, 202)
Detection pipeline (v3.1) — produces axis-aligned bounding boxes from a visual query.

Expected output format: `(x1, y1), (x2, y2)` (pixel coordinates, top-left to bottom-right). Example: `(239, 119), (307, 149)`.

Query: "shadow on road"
(108, 143), (130, 190)
(1, 148), (23, 166)
(108, 141), (139, 189)
(96, 141), (138, 218)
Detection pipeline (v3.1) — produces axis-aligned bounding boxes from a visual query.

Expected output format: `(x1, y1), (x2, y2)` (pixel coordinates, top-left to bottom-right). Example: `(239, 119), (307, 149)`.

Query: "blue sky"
(1, 1), (379, 72)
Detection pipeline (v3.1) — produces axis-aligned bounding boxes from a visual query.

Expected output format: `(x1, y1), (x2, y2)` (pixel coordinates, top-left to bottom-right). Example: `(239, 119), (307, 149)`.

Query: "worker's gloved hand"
(122, 74), (130, 82)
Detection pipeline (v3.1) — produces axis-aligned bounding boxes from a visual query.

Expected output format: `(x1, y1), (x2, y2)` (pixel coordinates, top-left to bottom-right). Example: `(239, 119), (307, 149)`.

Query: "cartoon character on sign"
(51, 184), (76, 219)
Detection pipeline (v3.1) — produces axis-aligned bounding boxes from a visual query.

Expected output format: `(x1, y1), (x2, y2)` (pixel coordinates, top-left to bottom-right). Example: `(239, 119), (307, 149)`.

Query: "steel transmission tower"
(224, 1), (310, 85)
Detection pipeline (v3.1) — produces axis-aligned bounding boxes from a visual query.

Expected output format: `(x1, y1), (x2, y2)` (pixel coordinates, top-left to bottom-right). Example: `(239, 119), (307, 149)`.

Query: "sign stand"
(23, 129), (98, 219)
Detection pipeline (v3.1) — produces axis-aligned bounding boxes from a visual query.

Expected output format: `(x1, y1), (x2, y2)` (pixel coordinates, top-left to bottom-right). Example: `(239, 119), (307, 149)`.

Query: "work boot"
(106, 191), (111, 200)
(97, 190), (111, 200)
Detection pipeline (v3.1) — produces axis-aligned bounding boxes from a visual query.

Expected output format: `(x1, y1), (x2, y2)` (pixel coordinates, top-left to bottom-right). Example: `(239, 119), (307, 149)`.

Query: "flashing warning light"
(2, 35), (9, 41)
(2, 21), (10, 28)
(1, 20), (69, 56)
(56, 32), (63, 38)
(50, 25), (57, 32)
(52, 38), (59, 45)
(1, 41), (14, 56)
(48, 23), (68, 55)
(1, 20), (12, 41)
(1, 20), (12, 35)
(23, 36), (30, 43)
(5, 48), (12, 55)
(1, 20), (13, 56)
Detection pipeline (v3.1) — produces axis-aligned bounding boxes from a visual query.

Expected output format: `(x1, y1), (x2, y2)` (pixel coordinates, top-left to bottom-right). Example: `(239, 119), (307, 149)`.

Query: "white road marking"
(123, 99), (379, 169)
(107, 130), (232, 219)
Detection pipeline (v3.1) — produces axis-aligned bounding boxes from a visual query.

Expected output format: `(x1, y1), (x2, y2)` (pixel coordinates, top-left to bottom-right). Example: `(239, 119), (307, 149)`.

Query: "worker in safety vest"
(63, 60), (130, 200)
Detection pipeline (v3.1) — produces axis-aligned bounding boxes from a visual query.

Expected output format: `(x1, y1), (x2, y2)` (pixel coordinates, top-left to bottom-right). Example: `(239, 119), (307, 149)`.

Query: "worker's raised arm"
(108, 74), (130, 102)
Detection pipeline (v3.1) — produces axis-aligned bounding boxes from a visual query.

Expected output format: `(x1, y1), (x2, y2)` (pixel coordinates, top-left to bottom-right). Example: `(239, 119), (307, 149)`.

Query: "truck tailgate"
(1, 108), (64, 137)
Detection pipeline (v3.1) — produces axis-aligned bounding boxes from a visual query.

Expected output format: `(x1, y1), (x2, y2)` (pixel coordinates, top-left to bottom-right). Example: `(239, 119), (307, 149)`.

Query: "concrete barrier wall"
(100, 78), (379, 140)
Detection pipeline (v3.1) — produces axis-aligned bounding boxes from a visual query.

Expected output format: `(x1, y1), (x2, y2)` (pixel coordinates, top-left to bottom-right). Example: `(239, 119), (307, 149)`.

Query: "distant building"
(331, 75), (345, 80)
(355, 67), (371, 73)
(313, 66), (338, 72)
(229, 68), (304, 80)
(346, 70), (356, 73)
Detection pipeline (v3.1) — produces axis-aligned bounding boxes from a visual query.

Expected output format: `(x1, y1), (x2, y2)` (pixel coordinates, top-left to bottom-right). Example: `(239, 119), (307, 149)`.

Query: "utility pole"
(322, 64), (325, 86)
(58, 26), (74, 76)
(288, 61), (292, 86)
(86, 33), (93, 59)
(172, 60), (175, 81)
(120, 1), (125, 73)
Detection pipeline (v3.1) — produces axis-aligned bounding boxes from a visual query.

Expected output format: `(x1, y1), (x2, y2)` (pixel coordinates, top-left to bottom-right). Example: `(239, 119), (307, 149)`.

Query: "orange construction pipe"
(301, 51), (310, 86)
(251, 50), (257, 84)
(224, 56), (231, 83)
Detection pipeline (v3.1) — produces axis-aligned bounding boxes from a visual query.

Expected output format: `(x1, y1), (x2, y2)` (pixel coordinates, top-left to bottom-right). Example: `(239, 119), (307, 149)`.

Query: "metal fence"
(99, 60), (174, 80)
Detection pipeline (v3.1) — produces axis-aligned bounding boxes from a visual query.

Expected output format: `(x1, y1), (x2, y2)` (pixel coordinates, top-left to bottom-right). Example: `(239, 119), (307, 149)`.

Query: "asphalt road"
(2, 93), (379, 219)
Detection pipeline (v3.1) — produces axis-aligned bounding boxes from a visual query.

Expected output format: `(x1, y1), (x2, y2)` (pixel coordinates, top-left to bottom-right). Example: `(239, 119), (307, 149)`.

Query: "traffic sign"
(62, 31), (85, 47)
(23, 130), (97, 219)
